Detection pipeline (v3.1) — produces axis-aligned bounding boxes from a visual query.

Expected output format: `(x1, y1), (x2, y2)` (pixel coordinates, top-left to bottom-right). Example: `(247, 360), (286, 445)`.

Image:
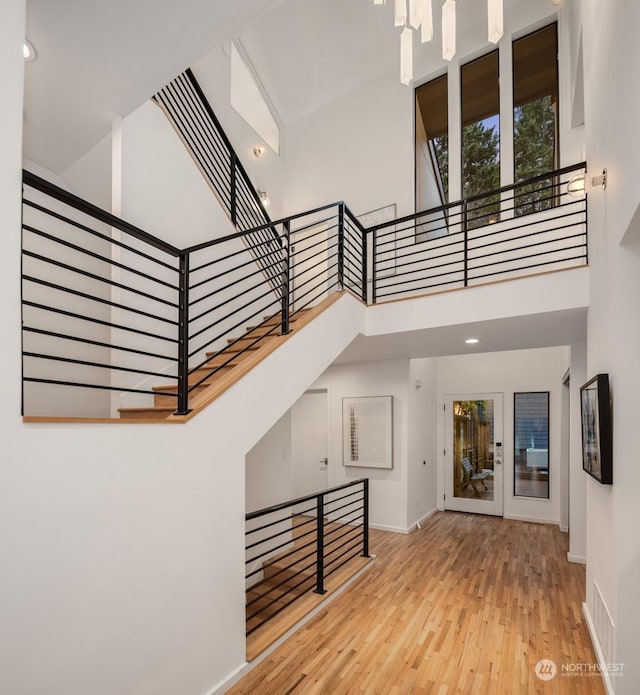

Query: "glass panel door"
(445, 393), (503, 516)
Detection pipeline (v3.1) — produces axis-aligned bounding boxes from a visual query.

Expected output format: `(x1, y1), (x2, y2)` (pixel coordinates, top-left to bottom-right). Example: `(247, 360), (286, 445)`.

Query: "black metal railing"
(245, 479), (369, 636)
(153, 69), (282, 291)
(21, 162), (587, 417)
(371, 162), (587, 302)
(21, 170), (366, 417)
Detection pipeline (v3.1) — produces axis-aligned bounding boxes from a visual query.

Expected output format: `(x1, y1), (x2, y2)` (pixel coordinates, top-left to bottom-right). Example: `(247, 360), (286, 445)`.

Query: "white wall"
(567, 342), (587, 563)
(576, 2), (640, 688)
(311, 359), (411, 533)
(284, 69), (413, 219)
(246, 410), (292, 513)
(407, 358), (438, 529)
(436, 347), (567, 525)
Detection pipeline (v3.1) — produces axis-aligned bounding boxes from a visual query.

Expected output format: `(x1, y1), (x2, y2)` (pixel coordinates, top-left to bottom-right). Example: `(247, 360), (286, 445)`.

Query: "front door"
(444, 393), (503, 516)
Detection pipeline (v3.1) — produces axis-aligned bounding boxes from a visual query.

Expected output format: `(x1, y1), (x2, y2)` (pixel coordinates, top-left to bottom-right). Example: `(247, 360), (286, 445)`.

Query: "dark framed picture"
(580, 374), (612, 484)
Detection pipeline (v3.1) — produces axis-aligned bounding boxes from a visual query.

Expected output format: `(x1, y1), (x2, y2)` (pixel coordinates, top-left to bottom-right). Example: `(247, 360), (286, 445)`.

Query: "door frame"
(443, 392), (504, 516)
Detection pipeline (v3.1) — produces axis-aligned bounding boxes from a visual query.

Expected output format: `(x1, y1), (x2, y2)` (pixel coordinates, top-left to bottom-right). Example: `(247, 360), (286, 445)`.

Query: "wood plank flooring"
(228, 512), (604, 695)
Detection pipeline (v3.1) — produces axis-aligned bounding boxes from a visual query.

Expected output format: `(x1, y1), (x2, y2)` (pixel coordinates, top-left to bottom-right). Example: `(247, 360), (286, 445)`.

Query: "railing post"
(281, 221), (291, 335)
(337, 203), (345, 290)
(315, 494), (327, 594)
(230, 151), (237, 226)
(462, 199), (469, 287)
(174, 252), (192, 415)
(361, 227), (368, 304)
(372, 227), (378, 304)
(362, 479), (370, 558)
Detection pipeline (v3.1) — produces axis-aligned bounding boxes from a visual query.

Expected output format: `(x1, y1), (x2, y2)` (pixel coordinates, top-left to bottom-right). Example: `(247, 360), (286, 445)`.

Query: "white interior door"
(444, 393), (503, 516)
(291, 389), (329, 498)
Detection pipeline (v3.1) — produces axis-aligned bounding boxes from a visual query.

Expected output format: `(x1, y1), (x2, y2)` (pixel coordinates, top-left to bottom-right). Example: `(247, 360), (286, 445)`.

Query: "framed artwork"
(342, 396), (393, 469)
(580, 374), (613, 484)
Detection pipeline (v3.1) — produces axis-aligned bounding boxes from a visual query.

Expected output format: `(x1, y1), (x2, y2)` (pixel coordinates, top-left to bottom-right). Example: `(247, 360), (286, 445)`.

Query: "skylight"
(230, 43), (280, 155)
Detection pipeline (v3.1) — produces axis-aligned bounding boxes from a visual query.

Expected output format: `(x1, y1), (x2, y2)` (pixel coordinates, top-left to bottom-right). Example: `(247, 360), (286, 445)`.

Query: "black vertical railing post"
(174, 252), (192, 415)
(337, 203), (345, 290)
(362, 479), (370, 558)
(315, 494), (327, 594)
(361, 227), (368, 304)
(230, 151), (237, 226)
(462, 199), (469, 287)
(281, 221), (291, 335)
(372, 228), (378, 304)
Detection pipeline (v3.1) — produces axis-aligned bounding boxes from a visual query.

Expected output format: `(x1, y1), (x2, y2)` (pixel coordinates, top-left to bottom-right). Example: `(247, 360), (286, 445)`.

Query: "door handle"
(320, 458), (328, 466)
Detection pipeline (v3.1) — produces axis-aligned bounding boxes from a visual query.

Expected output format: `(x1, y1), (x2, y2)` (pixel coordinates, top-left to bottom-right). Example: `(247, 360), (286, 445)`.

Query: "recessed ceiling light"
(23, 39), (37, 62)
(465, 338), (480, 344)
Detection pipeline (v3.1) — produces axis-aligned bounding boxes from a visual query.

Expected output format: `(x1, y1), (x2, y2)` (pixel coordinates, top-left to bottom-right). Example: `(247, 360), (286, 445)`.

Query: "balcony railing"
(21, 162), (587, 418)
(245, 479), (369, 636)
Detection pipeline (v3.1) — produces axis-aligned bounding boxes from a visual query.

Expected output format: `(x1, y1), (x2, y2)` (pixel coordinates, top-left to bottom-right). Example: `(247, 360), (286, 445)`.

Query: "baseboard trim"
(567, 552), (586, 564)
(559, 525), (569, 533)
(204, 661), (248, 695)
(503, 513), (560, 526)
(409, 508), (437, 533)
(370, 522), (411, 534)
(582, 602), (615, 695)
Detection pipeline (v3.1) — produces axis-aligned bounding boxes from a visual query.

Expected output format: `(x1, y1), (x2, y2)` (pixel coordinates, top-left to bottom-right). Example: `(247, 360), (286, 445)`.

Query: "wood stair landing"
(245, 514), (374, 659)
(116, 296), (347, 422)
(245, 515), (367, 635)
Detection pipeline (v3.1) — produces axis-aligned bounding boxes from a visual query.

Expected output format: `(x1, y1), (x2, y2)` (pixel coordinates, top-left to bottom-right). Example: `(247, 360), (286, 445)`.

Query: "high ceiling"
(23, 0), (284, 172)
(23, 0), (548, 174)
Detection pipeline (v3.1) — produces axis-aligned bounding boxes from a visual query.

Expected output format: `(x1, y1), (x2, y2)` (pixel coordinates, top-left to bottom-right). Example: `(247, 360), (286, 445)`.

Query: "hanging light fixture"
(487, 0), (504, 44)
(394, 0), (407, 27)
(442, 0), (456, 61)
(421, 0), (434, 43)
(400, 27), (413, 85)
(409, 0), (422, 29)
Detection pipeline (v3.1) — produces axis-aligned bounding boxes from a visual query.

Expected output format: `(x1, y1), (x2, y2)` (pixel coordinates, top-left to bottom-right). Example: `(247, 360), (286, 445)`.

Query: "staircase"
(117, 306), (315, 421)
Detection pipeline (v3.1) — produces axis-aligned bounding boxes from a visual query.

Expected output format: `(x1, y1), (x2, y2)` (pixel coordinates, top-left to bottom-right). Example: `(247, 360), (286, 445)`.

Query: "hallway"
(229, 512), (604, 694)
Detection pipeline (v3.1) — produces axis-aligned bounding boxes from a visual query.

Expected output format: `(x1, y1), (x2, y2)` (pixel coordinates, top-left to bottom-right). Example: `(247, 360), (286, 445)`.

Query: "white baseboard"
(567, 552), (586, 564)
(503, 513), (560, 526)
(409, 508), (437, 533)
(369, 522), (411, 534)
(560, 525), (569, 533)
(204, 661), (248, 695)
(582, 602), (615, 695)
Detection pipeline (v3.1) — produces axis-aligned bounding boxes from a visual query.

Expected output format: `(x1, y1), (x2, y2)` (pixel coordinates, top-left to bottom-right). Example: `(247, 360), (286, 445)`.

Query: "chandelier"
(374, 0), (504, 85)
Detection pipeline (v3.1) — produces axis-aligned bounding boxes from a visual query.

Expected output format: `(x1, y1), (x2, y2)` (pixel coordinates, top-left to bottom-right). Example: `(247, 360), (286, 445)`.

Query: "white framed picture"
(342, 395), (393, 469)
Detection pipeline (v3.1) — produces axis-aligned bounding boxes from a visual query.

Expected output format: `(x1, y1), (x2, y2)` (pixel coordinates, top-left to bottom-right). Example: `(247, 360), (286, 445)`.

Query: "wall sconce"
(23, 39), (37, 62)
(567, 168), (607, 198)
(257, 190), (271, 208)
(253, 146), (266, 158)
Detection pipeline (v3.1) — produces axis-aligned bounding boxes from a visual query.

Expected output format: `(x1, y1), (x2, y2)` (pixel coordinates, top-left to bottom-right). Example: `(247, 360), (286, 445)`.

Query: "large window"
(513, 24), (559, 215)
(415, 75), (449, 209)
(514, 392), (550, 498)
(413, 23), (560, 223)
(461, 50), (500, 228)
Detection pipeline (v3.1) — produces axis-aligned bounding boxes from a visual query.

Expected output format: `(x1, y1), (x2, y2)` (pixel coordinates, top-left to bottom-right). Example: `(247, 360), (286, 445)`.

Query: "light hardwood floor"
(229, 512), (604, 695)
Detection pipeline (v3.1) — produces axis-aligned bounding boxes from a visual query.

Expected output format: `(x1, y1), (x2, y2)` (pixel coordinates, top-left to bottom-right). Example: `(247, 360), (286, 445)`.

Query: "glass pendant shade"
(421, 0), (433, 42)
(409, 0), (422, 29)
(395, 0), (407, 26)
(442, 0), (456, 61)
(487, 0), (504, 44)
(400, 27), (413, 85)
